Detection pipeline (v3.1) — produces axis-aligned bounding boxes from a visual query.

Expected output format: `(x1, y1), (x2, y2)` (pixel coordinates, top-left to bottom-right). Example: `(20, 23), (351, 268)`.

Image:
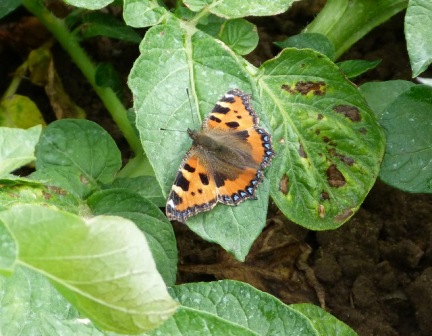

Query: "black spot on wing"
(209, 115), (222, 123)
(212, 104), (230, 114)
(170, 190), (182, 205)
(175, 172), (190, 191)
(225, 121), (240, 129)
(184, 163), (195, 173)
(199, 173), (210, 185)
(214, 172), (227, 188)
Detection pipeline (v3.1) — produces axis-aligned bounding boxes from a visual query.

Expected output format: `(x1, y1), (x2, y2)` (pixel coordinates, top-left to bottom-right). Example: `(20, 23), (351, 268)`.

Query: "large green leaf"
(0, 205), (178, 334)
(149, 280), (356, 335)
(378, 85), (432, 192)
(183, 0), (297, 18)
(128, 17), (268, 261)
(260, 48), (385, 229)
(87, 189), (178, 286)
(0, 125), (41, 177)
(405, 0), (432, 77)
(35, 119), (121, 198)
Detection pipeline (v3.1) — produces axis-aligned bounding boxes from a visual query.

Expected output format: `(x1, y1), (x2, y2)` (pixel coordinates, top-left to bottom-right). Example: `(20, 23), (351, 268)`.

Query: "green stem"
(21, 0), (142, 155)
(304, 0), (408, 60)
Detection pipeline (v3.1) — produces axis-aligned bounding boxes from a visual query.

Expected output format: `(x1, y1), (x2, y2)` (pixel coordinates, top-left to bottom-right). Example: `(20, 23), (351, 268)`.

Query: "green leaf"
(95, 62), (123, 99)
(260, 48), (385, 229)
(152, 280), (356, 335)
(63, 0), (113, 10)
(218, 19), (258, 55)
(183, 0), (297, 18)
(0, 267), (97, 335)
(35, 119), (121, 198)
(0, 94), (46, 128)
(378, 85), (432, 193)
(87, 189), (178, 286)
(337, 59), (381, 79)
(0, 205), (178, 334)
(291, 303), (357, 336)
(123, 0), (168, 28)
(359, 80), (415, 118)
(0, 220), (16, 274)
(112, 176), (165, 206)
(0, 125), (41, 177)
(78, 11), (142, 43)
(274, 33), (335, 60)
(128, 17), (268, 260)
(0, 0), (21, 20)
(405, 0), (432, 77)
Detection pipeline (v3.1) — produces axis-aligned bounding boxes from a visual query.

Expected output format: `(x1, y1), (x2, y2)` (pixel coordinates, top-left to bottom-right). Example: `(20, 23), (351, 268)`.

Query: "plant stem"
(304, 0), (408, 60)
(21, 0), (142, 155)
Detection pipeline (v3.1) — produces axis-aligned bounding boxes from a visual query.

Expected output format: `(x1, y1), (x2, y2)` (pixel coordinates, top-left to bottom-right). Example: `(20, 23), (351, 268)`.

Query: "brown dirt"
(1, 1), (431, 335)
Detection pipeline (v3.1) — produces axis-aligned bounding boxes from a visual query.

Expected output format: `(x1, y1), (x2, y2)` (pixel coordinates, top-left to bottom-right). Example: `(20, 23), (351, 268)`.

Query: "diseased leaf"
(260, 48), (385, 229)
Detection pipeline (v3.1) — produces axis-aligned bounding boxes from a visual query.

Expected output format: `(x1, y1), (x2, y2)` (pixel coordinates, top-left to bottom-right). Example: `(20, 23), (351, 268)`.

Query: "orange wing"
(166, 150), (218, 223)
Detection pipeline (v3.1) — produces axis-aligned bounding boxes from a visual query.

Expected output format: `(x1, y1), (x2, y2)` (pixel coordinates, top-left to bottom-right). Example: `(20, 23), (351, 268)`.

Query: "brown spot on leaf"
(317, 114), (324, 120)
(326, 164), (346, 187)
(359, 127), (367, 135)
(315, 129), (321, 135)
(299, 143), (307, 158)
(281, 84), (295, 94)
(328, 148), (355, 166)
(282, 81), (326, 96)
(323, 136), (330, 143)
(279, 174), (289, 195)
(333, 105), (361, 122)
(321, 191), (330, 200)
(295, 81), (326, 95)
(335, 208), (354, 223)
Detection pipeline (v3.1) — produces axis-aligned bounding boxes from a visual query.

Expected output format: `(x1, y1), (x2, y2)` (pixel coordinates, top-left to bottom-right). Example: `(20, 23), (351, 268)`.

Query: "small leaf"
(0, 125), (41, 177)
(275, 33), (335, 60)
(0, 205), (178, 334)
(360, 80), (415, 118)
(35, 119), (121, 197)
(184, 0), (297, 19)
(0, 95), (46, 128)
(79, 11), (142, 43)
(260, 48), (385, 229)
(123, 0), (167, 28)
(337, 59), (381, 79)
(87, 189), (178, 286)
(218, 19), (258, 55)
(405, 0), (432, 77)
(63, 0), (114, 10)
(379, 85), (432, 193)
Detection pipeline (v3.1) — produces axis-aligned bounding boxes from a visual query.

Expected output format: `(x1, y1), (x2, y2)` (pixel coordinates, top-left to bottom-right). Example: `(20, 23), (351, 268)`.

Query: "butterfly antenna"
(186, 88), (197, 128)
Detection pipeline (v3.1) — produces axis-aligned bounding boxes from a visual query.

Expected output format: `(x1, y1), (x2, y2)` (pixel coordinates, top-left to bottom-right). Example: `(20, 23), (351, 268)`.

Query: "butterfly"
(166, 89), (274, 223)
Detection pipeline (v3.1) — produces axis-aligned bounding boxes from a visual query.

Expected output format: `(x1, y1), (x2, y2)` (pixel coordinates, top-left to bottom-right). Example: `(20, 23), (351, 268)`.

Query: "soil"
(1, 1), (432, 335)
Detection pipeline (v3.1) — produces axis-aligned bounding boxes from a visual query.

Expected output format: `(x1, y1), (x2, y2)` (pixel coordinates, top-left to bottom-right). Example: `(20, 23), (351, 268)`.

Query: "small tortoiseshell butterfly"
(166, 89), (274, 223)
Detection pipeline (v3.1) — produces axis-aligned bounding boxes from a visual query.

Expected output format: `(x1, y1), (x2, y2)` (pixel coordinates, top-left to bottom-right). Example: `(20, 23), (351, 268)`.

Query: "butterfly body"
(166, 89), (274, 223)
